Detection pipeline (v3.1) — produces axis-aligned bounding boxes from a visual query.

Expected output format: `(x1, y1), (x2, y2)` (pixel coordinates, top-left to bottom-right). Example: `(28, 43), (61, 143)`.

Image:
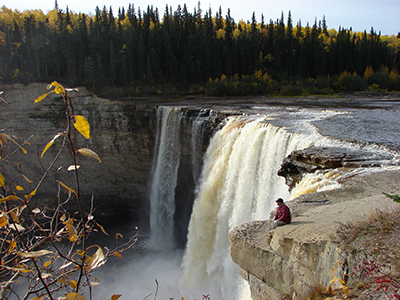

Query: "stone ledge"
(229, 169), (400, 300)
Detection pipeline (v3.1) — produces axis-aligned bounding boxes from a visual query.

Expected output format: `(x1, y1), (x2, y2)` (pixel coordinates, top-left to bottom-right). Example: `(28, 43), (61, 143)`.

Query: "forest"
(0, 3), (400, 97)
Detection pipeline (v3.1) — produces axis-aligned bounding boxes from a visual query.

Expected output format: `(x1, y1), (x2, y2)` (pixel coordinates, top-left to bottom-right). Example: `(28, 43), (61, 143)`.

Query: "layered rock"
(0, 83), (224, 244)
(229, 169), (400, 300)
(278, 146), (395, 189)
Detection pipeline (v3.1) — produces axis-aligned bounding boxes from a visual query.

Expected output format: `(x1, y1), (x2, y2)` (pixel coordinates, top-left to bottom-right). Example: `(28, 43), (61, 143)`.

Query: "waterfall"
(149, 106), (182, 249)
(190, 109), (207, 183)
(180, 116), (319, 299)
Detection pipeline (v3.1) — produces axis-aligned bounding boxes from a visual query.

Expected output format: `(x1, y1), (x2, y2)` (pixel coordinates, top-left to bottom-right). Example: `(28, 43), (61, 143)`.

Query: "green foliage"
(0, 6), (399, 94)
(333, 72), (368, 91)
(383, 192), (400, 203)
(280, 84), (304, 96)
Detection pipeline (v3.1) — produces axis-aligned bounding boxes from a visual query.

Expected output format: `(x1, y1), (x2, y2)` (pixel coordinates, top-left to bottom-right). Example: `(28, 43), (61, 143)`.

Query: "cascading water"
(190, 109), (211, 183)
(180, 116), (325, 299)
(149, 106), (182, 249)
(94, 104), (397, 300)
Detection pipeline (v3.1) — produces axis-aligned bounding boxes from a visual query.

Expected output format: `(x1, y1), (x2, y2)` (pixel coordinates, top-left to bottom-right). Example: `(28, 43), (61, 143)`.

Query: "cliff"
(0, 83), (223, 245)
(229, 169), (400, 299)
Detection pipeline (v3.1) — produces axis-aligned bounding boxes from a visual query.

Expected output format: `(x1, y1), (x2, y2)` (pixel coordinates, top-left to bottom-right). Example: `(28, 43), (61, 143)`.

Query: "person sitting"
(272, 198), (291, 229)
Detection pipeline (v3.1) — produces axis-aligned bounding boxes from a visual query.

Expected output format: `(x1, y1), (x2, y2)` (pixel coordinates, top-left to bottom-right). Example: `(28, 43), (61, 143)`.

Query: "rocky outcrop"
(229, 169), (400, 300)
(278, 146), (395, 189)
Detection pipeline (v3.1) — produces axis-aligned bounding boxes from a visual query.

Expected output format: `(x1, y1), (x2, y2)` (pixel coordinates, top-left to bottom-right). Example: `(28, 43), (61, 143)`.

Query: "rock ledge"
(229, 169), (400, 300)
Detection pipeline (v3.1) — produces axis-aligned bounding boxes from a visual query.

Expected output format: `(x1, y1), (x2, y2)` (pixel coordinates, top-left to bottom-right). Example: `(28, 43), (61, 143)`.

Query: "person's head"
(276, 198), (284, 206)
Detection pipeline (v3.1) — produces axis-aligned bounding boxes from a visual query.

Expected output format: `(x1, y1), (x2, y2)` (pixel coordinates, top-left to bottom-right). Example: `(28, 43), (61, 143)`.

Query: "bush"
(280, 84), (304, 96)
(368, 72), (391, 90)
(335, 72), (368, 91)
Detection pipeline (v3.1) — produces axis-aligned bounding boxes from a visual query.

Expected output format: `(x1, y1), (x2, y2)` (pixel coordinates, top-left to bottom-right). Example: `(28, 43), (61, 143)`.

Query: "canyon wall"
(0, 83), (222, 243)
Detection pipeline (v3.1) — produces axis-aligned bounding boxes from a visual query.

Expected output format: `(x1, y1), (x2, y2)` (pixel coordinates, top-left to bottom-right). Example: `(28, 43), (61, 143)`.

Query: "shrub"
(280, 84), (304, 96)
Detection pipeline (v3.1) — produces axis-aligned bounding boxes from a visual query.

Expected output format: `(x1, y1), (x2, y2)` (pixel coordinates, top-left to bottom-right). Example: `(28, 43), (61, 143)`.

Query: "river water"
(94, 96), (400, 300)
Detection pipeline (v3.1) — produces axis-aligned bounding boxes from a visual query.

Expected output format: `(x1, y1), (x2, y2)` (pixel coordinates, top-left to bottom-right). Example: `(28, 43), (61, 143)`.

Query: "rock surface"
(0, 83), (224, 244)
(229, 169), (400, 300)
(278, 146), (395, 189)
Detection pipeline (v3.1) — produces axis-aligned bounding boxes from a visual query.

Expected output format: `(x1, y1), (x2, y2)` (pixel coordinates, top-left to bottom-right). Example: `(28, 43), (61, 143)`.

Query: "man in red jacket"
(272, 198), (291, 229)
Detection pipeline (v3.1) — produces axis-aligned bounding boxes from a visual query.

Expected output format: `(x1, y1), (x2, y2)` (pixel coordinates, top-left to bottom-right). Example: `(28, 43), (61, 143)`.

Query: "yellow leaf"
(21, 174), (33, 184)
(69, 233), (77, 242)
(16, 186), (24, 191)
(111, 295), (122, 300)
(0, 216), (7, 227)
(1, 133), (27, 154)
(329, 277), (340, 285)
(74, 115), (90, 139)
(9, 211), (19, 223)
(57, 181), (77, 196)
(34, 91), (53, 103)
(0, 173), (5, 187)
(65, 293), (87, 300)
(16, 250), (54, 258)
(41, 133), (62, 158)
(24, 188), (37, 199)
(8, 241), (16, 253)
(114, 251), (123, 258)
(86, 246), (106, 272)
(44, 261), (52, 268)
(49, 81), (65, 95)
(2, 265), (31, 273)
(70, 280), (77, 289)
(0, 195), (21, 203)
(76, 148), (101, 163)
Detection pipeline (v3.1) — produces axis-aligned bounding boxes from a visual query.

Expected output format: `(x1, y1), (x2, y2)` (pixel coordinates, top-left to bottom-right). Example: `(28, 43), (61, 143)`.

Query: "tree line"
(0, 3), (399, 96)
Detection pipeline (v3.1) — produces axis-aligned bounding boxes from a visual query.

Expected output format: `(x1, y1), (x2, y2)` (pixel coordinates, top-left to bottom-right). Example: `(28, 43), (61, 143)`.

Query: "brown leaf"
(96, 222), (108, 235)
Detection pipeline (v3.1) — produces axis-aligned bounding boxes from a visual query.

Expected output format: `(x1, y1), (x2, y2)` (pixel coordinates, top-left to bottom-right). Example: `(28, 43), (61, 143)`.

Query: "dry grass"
(331, 207), (400, 299)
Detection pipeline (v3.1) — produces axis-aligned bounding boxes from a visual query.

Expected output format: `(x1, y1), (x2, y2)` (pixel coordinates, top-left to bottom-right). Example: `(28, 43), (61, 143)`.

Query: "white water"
(148, 106), (182, 249)
(94, 109), (397, 300)
(180, 116), (324, 299)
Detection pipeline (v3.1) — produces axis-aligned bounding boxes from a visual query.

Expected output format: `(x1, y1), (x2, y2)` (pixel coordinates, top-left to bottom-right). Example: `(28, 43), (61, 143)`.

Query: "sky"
(1, 0), (399, 35)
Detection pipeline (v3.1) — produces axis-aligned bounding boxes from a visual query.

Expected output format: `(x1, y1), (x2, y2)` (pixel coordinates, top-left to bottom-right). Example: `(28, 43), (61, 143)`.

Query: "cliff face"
(229, 169), (400, 300)
(0, 84), (222, 243)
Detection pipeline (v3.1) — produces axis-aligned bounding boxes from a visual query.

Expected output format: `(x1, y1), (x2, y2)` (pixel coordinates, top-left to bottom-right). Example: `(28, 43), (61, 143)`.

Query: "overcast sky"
(2, 0), (399, 35)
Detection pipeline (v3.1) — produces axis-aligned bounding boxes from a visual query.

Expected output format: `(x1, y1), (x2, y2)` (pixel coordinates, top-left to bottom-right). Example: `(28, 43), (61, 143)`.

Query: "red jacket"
(274, 203), (291, 224)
